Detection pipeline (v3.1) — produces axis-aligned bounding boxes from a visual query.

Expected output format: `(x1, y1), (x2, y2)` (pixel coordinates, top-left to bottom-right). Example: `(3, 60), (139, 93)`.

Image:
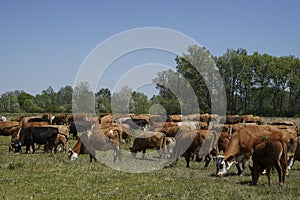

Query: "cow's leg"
(236, 163), (243, 175)
(183, 153), (191, 168)
(274, 161), (283, 186)
(32, 144), (35, 154)
(251, 166), (260, 185)
(25, 145), (30, 154)
(203, 154), (211, 169)
(89, 153), (96, 162)
(266, 168), (272, 187)
(142, 149), (146, 160)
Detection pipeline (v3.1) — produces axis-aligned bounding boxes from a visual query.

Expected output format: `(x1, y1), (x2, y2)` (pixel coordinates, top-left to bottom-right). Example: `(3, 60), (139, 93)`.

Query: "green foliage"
(1, 47), (300, 117)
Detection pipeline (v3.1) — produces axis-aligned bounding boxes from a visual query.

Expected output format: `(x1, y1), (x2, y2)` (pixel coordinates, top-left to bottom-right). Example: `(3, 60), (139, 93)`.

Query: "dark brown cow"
(250, 139), (287, 186)
(216, 125), (293, 176)
(217, 132), (230, 153)
(52, 113), (68, 125)
(130, 131), (166, 159)
(171, 129), (217, 168)
(225, 115), (241, 124)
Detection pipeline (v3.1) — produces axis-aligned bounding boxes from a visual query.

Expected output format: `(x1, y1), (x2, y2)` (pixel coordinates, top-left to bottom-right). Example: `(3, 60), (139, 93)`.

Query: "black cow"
(69, 120), (93, 139)
(12, 126), (58, 153)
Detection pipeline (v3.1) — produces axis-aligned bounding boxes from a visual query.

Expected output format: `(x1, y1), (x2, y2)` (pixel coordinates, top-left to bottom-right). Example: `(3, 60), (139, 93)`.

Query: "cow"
(0, 121), (21, 151)
(217, 132), (230, 153)
(0, 121), (20, 136)
(68, 125), (122, 162)
(130, 131), (166, 159)
(287, 136), (300, 170)
(215, 125), (294, 177)
(69, 120), (93, 139)
(171, 129), (217, 168)
(99, 113), (114, 124)
(225, 115), (241, 124)
(12, 126), (59, 154)
(42, 125), (70, 153)
(52, 113), (68, 125)
(250, 139), (287, 186)
(240, 115), (261, 124)
(155, 125), (191, 138)
(168, 115), (183, 122)
(123, 118), (148, 131)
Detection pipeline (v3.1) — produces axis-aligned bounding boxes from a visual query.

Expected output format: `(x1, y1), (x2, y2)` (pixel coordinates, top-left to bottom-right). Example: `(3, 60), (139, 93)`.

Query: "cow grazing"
(250, 139), (287, 186)
(171, 129), (217, 168)
(68, 126), (122, 162)
(130, 131), (166, 159)
(12, 126), (59, 154)
(216, 125), (290, 177)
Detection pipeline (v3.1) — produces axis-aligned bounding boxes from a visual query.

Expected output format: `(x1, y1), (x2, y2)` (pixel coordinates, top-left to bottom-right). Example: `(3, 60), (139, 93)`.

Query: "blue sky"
(0, 1), (299, 96)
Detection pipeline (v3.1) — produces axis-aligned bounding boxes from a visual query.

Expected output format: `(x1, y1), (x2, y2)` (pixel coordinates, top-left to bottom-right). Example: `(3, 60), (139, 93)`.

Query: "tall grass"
(1, 135), (300, 200)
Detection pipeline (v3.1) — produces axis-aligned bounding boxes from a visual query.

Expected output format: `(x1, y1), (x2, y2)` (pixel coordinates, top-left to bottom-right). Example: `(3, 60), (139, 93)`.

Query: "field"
(1, 117), (300, 199)
(1, 135), (300, 200)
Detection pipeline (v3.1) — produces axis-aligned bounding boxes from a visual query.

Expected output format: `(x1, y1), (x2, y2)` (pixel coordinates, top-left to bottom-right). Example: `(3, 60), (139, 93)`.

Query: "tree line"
(1, 46), (300, 117)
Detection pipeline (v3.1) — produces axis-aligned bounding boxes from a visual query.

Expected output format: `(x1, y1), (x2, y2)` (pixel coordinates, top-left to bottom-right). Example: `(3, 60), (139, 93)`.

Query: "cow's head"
(216, 155), (235, 177)
(68, 149), (78, 161)
(11, 142), (22, 153)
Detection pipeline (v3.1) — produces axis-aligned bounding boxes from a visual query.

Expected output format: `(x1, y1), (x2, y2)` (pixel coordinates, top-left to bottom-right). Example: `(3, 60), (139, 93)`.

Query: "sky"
(0, 1), (299, 97)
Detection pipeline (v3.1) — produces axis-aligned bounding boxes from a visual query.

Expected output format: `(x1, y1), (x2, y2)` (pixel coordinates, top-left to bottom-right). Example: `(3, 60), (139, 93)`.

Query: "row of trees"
(1, 46), (300, 117)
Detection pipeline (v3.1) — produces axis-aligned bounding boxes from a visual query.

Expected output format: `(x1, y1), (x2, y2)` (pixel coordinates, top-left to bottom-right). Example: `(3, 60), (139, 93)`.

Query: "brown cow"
(0, 121), (21, 151)
(287, 136), (300, 170)
(216, 125), (292, 176)
(130, 131), (166, 159)
(250, 139), (287, 186)
(171, 129), (217, 168)
(168, 115), (183, 122)
(217, 132), (230, 153)
(68, 126), (122, 162)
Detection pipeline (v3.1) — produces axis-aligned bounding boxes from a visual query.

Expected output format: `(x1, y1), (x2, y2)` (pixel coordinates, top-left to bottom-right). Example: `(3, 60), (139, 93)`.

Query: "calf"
(130, 131), (166, 159)
(250, 139), (287, 186)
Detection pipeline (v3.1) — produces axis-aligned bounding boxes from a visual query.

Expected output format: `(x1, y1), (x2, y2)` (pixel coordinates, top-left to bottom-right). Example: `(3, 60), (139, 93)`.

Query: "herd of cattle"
(1, 113), (300, 186)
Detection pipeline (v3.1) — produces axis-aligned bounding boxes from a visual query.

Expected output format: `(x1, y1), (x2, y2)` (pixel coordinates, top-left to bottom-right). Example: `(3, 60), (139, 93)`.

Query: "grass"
(1, 131), (300, 199)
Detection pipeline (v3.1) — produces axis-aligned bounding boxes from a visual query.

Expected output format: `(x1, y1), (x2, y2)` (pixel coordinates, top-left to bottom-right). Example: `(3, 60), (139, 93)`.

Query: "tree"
(57, 85), (73, 113)
(129, 91), (149, 114)
(1, 91), (21, 113)
(95, 88), (112, 114)
(111, 86), (133, 114)
(72, 82), (95, 113)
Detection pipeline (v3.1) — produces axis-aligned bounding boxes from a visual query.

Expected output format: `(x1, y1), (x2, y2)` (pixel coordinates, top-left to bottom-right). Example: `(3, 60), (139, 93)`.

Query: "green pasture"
(1, 133), (300, 200)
